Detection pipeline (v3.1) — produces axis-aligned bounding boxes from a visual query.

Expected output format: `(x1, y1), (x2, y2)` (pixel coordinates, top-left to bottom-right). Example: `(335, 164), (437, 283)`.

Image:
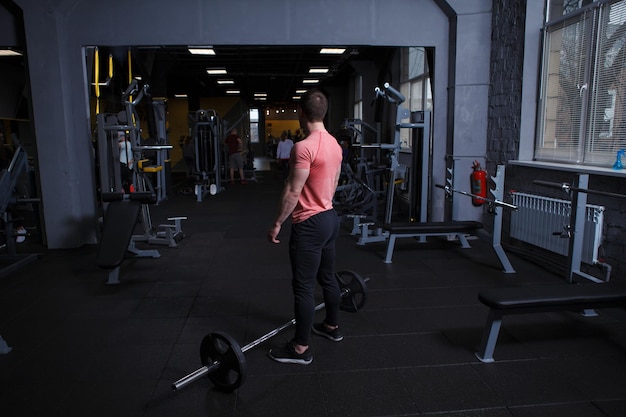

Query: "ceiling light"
(254, 93), (267, 97)
(174, 94), (188, 98)
(309, 67), (329, 74)
(0, 49), (22, 57)
(292, 96), (301, 100)
(217, 79), (235, 84)
(303, 79), (319, 84)
(295, 89), (306, 94)
(226, 89), (240, 94)
(320, 48), (345, 55)
(206, 68), (227, 75)
(188, 47), (216, 55)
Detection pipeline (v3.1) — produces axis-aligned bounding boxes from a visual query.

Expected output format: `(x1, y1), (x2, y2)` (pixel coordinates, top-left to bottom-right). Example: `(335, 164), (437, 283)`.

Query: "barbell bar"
(533, 180), (626, 200)
(435, 184), (518, 210)
(172, 270), (368, 393)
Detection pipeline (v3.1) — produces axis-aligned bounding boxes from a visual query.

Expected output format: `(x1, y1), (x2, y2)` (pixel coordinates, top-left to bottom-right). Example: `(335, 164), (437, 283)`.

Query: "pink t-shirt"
(290, 129), (342, 223)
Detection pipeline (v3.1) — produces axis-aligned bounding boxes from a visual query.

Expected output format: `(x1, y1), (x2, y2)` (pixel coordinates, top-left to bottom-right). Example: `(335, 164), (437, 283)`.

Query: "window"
(547, 0), (596, 22)
(536, 0), (626, 166)
(399, 47), (432, 149)
(352, 74), (362, 120)
(249, 108), (259, 143)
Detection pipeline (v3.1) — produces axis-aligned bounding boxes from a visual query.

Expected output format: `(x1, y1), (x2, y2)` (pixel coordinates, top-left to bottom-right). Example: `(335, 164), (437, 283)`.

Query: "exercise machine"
(188, 109), (223, 201)
(534, 174), (626, 283)
(381, 165), (516, 274)
(435, 165), (516, 272)
(0, 143), (40, 278)
(473, 178), (626, 362)
(348, 84), (432, 245)
(334, 163), (378, 219)
(96, 80), (186, 248)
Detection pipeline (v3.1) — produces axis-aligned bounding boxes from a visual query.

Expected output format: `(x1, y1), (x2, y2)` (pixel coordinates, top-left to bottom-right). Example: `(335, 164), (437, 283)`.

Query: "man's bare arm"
(267, 167), (310, 243)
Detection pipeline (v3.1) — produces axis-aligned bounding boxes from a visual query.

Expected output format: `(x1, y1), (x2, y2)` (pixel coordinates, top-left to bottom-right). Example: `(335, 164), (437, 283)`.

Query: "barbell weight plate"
(336, 270), (367, 312)
(200, 332), (247, 392)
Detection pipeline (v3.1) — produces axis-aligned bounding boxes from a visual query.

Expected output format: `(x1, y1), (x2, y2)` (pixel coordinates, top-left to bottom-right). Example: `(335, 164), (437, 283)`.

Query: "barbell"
(533, 180), (626, 200)
(172, 270), (368, 393)
(435, 184), (518, 210)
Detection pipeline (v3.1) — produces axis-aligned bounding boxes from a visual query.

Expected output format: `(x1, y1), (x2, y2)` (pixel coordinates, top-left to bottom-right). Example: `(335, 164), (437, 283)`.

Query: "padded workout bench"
(382, 221), (483, 263)
(475, 283), (626, 362)
(97, 192), (158, 284)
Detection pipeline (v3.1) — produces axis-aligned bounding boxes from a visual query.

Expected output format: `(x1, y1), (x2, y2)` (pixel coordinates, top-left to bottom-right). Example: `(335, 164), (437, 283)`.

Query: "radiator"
(510, 192), (605, 264)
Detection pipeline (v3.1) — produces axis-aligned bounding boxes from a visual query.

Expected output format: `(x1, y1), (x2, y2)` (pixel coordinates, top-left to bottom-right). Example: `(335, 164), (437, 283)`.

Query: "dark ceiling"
(128, 45), (396, 107)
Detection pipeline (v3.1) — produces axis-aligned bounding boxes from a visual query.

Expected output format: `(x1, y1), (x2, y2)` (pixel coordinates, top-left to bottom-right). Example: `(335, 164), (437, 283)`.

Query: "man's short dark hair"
(300, 89), (328, 122)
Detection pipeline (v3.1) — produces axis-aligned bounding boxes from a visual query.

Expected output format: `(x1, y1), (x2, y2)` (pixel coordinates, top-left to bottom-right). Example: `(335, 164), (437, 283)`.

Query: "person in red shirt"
(267, 89), (343, 365)
(224, 128), (247, 184)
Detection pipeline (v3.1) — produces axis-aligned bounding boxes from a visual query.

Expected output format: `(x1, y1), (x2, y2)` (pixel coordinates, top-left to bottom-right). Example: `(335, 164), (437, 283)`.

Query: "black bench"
(381, 221), (483, 263)
(97, 192), (158, 284)
(475, 283), (626, 362)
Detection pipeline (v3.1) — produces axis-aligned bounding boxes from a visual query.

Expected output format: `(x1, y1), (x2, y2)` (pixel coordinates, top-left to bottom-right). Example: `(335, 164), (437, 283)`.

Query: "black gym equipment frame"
(0, 145), (41, 278)
(188, 109), (223, 202)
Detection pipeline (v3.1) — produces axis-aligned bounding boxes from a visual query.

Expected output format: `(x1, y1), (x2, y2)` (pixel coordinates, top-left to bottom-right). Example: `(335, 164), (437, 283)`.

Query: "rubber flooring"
(1, 168), (625, 416)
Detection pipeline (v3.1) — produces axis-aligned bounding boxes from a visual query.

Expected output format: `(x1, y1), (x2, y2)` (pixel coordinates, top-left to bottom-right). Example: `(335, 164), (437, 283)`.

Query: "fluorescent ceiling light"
(309, 67), (329, 74)
(320, 48), (345, 54)
(174, 94), (188, 98)
(303, 79), (319, 84)
(0, 49), (22, 57)
(295, 89), (306, 94)
(254, 93), (267, 97)
(226, 89), (240, 94)
(188, 47), (215, 55)
(206, 68), (227, 75)
(256, 97), (267, 101)
(217, 79), (235, 84)
(292, 96), (301, 100)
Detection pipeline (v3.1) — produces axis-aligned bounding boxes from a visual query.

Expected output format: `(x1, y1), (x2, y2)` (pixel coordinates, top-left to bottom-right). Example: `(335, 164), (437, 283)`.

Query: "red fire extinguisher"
(470, 160), (487, 206)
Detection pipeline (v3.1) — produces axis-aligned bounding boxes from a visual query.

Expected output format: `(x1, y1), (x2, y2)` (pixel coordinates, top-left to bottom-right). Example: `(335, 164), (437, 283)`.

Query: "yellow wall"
(265, 120), (300, 141)
(167, 98), (189, 163)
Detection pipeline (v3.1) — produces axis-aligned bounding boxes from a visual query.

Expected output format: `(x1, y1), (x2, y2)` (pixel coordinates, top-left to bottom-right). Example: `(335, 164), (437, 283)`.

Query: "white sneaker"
(16, 227), (26, 243)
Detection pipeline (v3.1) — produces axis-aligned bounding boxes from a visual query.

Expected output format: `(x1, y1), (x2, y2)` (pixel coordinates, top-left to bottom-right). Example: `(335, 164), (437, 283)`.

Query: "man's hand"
(267, 223), (281, 244)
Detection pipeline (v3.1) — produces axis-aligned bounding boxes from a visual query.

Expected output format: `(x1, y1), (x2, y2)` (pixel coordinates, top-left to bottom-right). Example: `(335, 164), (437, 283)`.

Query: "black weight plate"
(336, 270), (367, 312)
(200, 332), (247, 392)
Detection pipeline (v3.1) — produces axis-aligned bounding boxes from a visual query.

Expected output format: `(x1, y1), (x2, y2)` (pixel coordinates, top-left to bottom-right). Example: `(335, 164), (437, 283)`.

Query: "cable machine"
(96, 79), (184, 250)
(347, 84), (432, 245)
(188, 109), (222, 202)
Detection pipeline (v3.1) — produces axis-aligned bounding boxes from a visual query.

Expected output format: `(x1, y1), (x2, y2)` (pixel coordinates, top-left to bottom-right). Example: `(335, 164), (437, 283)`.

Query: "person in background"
(294, 128), (305, 142)
(224, 128), (248, 185)
(118, 131), (134, 193)
(267, 89), (344, 365)
(275, 131), (294, 181)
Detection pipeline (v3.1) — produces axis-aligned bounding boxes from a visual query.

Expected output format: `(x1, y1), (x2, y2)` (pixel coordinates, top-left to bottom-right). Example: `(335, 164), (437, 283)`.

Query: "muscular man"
(267, 89), (343, 364)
